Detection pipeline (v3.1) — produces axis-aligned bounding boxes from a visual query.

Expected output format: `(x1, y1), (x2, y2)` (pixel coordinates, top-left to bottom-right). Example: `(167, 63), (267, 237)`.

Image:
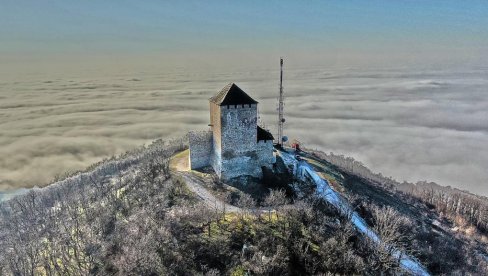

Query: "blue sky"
(1, 1), (487, 69)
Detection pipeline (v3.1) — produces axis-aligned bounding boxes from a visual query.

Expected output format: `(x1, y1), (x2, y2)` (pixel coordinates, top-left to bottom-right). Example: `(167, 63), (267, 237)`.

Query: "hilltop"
(0, 138), (487, 275)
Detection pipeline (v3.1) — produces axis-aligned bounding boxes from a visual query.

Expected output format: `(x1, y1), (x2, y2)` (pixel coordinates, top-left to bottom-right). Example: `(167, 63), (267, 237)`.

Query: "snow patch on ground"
(279, 150), (429, 276)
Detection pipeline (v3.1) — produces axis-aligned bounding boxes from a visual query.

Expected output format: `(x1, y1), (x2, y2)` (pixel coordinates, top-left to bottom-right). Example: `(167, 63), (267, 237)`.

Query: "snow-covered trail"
(279, 150), (429, 276)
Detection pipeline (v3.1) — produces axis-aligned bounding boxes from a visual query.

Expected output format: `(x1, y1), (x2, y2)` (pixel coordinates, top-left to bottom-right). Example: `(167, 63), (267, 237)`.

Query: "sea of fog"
(1, 65), (487, 196)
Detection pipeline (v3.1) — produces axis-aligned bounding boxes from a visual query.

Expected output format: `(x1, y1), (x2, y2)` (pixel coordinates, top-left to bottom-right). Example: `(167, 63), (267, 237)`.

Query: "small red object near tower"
(291, 139), (301, 152)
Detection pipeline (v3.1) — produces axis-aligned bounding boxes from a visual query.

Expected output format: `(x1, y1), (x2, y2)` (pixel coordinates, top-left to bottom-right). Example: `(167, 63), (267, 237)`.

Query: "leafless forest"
(0, 140), (487, 275)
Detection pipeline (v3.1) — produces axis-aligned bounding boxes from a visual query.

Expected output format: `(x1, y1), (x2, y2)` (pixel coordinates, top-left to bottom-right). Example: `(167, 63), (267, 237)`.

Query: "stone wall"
(219, 104), (262, 179)
(256, 140), (275, 169)
(220, 104), (257, 146)
(189, 130), (213, 169)
(218, 140), (274, 180)
(210, 102), (222, 175)
(200, 102), (274, 180)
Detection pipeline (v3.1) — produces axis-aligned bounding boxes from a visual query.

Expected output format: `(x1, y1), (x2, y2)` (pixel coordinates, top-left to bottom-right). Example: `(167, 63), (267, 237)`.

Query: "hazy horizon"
(1, 1), (487, 196)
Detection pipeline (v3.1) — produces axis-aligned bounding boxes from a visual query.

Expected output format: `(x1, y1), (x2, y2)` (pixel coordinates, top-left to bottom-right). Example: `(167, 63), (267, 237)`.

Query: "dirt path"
(170, 150), (242, 212)
(169, 149), (190, 171)
(177, 172), (242, 213)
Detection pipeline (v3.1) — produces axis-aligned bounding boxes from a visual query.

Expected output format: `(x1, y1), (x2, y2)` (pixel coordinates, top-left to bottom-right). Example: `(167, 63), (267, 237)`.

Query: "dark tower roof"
(257, 126), (274, 141)
(210, 83), (258, 106)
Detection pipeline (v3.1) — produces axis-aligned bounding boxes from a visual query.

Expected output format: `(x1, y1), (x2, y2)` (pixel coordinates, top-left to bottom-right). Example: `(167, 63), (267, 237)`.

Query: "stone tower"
(189, 83), (275, 180)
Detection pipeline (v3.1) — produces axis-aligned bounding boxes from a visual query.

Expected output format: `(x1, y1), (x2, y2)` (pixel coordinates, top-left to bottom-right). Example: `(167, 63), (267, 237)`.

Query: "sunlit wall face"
(1, 1), (488, 195)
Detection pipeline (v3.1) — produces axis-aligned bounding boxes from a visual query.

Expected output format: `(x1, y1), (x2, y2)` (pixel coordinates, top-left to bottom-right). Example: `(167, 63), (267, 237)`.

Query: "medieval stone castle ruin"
(189, 83), (275, 180)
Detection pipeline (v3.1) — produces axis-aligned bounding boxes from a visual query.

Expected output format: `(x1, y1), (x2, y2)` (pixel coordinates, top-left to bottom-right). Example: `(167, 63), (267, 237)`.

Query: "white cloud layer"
(1, 66), (487, 196)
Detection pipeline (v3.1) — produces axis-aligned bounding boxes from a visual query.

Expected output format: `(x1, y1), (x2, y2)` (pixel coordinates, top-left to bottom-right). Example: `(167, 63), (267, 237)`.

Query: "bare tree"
(366, 204), (413, 273)
(237, 193), (256, 219)
(370, 205), (412, 249)
(263, 189), (288, 221)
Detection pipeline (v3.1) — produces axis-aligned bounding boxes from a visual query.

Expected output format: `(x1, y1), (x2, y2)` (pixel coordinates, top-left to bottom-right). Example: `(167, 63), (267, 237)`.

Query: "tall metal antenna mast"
(278, 58), (285, 147)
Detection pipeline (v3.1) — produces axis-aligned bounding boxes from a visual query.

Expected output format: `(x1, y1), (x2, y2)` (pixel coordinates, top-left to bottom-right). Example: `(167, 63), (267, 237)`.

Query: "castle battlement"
(224, 103), (257, 109)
